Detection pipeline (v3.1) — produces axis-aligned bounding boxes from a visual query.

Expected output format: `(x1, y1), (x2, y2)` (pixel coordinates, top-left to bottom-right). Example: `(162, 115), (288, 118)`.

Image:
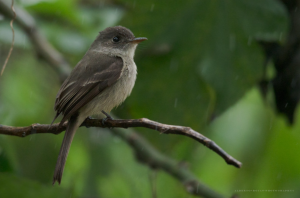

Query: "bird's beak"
(130, 37), (147, 44)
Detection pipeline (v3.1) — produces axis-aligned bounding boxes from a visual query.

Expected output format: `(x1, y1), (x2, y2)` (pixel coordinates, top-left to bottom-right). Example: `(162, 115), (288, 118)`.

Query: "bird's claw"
(85, 116), (93, 128)
(101, 110), (114, 128)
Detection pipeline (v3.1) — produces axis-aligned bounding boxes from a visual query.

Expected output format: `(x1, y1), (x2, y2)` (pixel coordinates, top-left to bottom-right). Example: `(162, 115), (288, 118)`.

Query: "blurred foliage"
(0, 0), (299, 198)
(0, 172), (70, 198)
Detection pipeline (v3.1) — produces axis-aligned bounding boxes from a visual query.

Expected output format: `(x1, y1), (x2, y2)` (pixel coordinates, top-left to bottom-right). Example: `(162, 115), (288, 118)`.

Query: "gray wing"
(52, 52), (123, 125)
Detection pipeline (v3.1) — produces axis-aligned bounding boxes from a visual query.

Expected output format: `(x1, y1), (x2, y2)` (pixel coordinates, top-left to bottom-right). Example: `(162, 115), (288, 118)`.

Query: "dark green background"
(0, 0), (299, 198)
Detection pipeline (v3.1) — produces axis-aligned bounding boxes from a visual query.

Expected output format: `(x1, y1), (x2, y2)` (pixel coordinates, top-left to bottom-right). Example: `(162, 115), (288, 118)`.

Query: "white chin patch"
(127, 44), (137, 59)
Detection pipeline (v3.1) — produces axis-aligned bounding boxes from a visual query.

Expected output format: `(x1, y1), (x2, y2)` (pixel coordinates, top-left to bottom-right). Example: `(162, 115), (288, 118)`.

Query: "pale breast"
(79, 57), (137, 118)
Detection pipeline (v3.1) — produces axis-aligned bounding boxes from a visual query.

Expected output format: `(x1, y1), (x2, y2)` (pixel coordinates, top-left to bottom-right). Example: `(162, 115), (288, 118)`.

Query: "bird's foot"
(101, 110), (114, 128)
(85, 116), (93, 128)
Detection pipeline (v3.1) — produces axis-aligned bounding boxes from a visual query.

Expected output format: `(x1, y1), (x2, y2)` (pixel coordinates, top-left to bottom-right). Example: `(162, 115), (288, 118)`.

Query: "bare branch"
(0, 118), (238, 198)
(1, 0), (16, 76)
(112, 127), (226, 198)
(0, 118), (242, 168)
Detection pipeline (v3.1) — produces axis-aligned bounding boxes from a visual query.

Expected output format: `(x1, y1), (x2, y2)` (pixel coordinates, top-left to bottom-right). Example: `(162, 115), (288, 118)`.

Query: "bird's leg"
(101, 110), (114, 127)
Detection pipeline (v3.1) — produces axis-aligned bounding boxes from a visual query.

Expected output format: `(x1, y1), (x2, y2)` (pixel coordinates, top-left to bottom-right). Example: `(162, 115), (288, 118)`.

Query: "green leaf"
(117, 0), (288, 131)
(24, 0), (81, 27)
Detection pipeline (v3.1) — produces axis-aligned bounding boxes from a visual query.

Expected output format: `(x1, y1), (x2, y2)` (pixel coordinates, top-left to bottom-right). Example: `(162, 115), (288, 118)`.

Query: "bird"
(51, 26), (147, 185)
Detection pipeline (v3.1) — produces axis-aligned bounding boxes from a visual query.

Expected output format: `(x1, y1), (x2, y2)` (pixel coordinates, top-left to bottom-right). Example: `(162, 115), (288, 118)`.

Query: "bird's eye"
(113, 36), (120, 42)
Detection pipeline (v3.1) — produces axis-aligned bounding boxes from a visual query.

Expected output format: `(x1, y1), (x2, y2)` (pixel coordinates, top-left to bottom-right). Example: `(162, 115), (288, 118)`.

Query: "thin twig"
(1, 0), (16, 76)
(0, 118), (242, 168)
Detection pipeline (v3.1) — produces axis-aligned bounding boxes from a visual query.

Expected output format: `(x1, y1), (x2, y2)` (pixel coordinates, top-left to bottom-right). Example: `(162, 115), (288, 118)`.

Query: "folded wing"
(52, 52), (123, 125)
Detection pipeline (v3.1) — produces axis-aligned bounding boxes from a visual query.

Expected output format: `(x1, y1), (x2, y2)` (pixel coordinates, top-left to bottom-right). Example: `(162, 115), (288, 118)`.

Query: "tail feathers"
(52, 116), (81, 185)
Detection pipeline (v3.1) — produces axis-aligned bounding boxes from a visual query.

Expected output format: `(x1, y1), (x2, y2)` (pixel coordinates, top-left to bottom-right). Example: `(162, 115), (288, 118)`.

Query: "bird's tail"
(52, 115), (81, 185)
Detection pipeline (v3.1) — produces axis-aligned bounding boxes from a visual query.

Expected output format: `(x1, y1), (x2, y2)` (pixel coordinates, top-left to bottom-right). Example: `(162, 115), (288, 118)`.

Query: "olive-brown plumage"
(52, 26), (147, 184)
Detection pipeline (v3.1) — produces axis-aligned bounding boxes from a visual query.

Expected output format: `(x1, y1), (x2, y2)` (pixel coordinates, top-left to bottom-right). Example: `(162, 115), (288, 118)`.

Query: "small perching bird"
(51, 26), (147, 184)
